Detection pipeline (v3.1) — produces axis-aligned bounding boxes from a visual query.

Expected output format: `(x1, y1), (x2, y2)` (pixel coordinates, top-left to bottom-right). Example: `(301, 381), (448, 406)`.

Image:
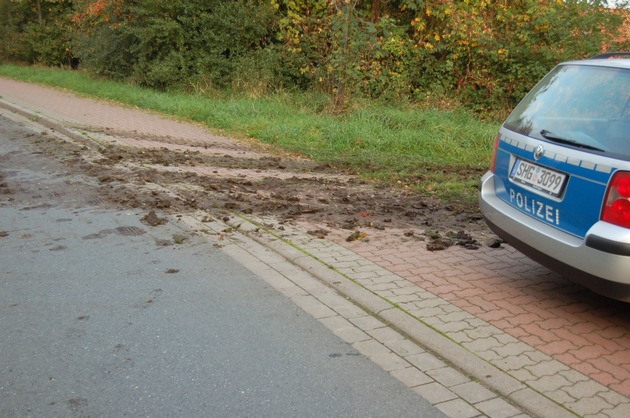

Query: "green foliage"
(1, 0), (629, 114)
(425, 0), (630, 113)
(0, 0), (75, 66)
(270, 0), (630, 114)
(0, 0), (27, 62)
(73, 0), (281, 90)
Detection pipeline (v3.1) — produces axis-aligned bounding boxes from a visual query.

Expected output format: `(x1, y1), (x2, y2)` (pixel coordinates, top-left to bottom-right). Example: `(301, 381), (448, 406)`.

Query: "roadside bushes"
(1, 0), (629, 115)
(72, 0), (281, 91)
(0, 0), (75, 67)
(269, 0), (630, 114)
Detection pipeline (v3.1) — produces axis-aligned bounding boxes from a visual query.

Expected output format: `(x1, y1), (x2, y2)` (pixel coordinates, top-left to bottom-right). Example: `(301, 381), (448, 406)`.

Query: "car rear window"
(504, 64), (630, 159)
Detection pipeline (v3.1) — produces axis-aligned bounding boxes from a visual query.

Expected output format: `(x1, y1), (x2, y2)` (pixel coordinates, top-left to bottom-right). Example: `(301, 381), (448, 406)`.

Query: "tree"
(0, 0), (76, 66)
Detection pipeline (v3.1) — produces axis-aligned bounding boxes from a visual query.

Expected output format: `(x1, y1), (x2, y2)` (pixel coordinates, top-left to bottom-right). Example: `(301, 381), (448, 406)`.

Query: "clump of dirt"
(142, 210), (168, 227)
(425, 230), (482, 251)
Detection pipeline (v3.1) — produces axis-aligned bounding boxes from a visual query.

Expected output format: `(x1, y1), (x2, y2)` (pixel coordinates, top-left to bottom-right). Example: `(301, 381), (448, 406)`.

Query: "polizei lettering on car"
(493, 136), (607, 239)
(508, 189), (560, 225)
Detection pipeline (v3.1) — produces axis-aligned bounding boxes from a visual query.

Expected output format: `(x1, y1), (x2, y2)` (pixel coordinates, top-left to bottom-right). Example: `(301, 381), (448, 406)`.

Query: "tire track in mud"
(2, 110), (495, 250)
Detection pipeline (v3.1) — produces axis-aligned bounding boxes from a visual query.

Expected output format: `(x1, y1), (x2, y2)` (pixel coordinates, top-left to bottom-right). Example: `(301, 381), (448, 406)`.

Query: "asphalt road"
(0, 116), (446, 417)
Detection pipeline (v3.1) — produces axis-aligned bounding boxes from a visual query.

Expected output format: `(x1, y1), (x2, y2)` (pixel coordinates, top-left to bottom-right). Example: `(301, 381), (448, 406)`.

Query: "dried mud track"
(3, 109), (495, 250)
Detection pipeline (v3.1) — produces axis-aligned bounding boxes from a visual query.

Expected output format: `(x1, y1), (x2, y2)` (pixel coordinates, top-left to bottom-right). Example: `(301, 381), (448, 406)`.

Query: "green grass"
(0, 64), (500, 209)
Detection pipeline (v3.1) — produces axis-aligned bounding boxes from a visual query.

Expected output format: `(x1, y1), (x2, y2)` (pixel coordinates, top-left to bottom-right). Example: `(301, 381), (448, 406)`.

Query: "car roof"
(562, 52), (630, 70)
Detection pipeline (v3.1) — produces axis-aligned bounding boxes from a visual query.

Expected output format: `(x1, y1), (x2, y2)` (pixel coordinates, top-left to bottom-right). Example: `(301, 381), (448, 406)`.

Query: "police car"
(479, 52), (630, 302)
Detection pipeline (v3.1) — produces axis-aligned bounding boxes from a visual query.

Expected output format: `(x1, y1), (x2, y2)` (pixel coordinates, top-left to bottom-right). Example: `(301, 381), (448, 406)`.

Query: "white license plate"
(510, 158), (568, 197)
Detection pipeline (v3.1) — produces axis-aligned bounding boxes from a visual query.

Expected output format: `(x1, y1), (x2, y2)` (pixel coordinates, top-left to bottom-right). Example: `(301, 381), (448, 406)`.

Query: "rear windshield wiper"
(540, 129), (605, 152)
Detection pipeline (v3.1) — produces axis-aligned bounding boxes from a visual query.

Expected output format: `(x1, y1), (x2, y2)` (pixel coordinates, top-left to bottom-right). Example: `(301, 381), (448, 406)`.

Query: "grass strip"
(0, 64), (500, 209)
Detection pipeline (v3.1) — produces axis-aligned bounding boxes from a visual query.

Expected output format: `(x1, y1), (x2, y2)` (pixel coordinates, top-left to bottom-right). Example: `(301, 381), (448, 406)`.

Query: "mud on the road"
(2, 112), (496, 250)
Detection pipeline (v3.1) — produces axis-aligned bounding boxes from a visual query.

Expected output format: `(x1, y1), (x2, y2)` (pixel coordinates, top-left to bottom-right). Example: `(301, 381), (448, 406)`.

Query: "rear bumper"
(586, 226), (630, 256)
(479, 171), (630, 302)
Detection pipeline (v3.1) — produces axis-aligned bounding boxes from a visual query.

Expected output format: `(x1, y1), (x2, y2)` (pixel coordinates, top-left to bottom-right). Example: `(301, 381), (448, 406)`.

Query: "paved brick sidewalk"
(2, 77), (630, 417)
(299, 223), (630, 417)
(325, 227), (630, 396)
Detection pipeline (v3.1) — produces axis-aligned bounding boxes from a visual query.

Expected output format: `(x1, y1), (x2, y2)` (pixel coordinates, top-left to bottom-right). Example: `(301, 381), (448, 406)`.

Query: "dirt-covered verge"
(1, 112), (499, 251)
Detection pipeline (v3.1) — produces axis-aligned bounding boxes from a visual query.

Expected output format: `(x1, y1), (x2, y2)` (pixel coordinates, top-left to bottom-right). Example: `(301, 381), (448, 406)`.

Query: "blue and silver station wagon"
(479, 53), (630, 302)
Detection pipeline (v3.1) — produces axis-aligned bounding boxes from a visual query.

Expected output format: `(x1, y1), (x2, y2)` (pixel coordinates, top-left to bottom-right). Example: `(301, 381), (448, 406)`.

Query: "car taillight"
(602, 171), (630, 228)
(490, 133), (500, 173)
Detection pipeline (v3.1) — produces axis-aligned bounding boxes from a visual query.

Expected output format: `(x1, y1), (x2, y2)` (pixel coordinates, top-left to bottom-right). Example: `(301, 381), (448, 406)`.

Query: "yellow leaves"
(497, 48), (509, 60)
(411, 17), (426, 32)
